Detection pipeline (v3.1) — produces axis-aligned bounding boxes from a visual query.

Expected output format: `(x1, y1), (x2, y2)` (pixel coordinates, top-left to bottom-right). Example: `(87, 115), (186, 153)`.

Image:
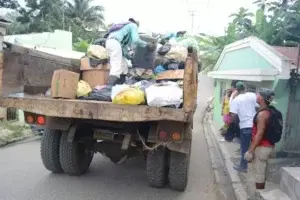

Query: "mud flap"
(166, 139), (191, 154)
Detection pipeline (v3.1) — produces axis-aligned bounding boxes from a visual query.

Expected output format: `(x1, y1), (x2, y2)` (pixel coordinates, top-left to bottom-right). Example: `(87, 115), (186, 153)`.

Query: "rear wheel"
(168, 150), (191, 191)
(59, 131), (94, 176)
(146, 147), (169, 188)
(40, 129), (63, 173)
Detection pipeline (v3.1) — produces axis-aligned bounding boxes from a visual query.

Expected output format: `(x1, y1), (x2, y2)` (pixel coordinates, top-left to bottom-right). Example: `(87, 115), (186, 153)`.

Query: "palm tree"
(253, 0), (269, 11)
(229, 7), (254, 34)
(65, 0), (105, 30)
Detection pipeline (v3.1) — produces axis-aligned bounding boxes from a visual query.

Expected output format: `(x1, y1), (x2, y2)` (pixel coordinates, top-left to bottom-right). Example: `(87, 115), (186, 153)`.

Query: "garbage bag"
(77, 80), (92, 97)
(165, 44), (187, 63)
(157, 44), (171, 56)
(146, 82), (183, 108)
(112, 87), (145, 105)
(133, 80), (154, 92)
(87, 45), (109, 60)
(79, 86), (112, 101)
(177, 37), (200, 53)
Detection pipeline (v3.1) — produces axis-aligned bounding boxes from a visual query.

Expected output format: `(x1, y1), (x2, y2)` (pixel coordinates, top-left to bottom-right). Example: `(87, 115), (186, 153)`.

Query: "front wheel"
(59, 131), (94, 176)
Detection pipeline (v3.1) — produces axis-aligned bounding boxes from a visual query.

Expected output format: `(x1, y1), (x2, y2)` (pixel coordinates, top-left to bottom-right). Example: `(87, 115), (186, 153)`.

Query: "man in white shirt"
(230, 81), (257, 172)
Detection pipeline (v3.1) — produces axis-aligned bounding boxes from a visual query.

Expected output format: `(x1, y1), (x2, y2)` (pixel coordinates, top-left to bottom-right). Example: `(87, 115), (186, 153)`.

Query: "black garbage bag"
(79, 86), (112, 102)
(157, 44), (171, 56)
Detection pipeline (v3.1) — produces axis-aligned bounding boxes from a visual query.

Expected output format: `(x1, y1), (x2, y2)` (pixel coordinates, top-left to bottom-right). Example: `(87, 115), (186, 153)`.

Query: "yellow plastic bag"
(112, 88), (145, 105)
(77, 80), (92, 97)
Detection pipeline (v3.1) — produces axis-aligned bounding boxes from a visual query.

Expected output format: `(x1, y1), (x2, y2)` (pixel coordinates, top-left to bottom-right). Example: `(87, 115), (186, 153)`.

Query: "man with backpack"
(244, 89), (283, 190)
(105, 18), (156, 85)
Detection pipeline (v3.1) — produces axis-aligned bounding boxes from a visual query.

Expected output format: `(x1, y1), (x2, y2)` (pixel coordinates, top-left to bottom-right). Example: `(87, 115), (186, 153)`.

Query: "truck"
(0, 40), (198, 191)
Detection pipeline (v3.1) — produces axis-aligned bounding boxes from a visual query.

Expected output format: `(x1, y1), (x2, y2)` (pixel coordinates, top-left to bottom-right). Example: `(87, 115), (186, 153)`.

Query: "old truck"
(0, 41), (198, 191)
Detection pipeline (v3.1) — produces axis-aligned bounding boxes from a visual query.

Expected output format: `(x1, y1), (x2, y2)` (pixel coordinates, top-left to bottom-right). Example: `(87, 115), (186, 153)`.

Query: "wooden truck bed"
(0, 42), (198, 123)
(0, 96), (189, 122)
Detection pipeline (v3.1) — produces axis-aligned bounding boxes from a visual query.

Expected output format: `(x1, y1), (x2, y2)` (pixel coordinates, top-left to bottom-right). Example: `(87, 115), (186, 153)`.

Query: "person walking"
(244, 89), (282, 189)
(230, 81), (257, 172)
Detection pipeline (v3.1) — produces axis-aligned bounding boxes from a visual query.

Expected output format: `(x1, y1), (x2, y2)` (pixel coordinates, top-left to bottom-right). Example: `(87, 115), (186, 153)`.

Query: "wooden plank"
(183, 53), (198, 113)
(155, 69), (184, 80)
(0, 97), (189, 122)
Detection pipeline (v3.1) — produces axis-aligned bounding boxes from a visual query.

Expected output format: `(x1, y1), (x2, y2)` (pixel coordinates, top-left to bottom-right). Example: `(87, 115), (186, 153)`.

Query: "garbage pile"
(49, 36), (197, 108)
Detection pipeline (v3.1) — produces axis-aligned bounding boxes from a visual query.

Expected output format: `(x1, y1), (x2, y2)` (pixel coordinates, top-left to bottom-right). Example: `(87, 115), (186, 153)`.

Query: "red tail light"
(37, 116), (45, 125)
(158, 130), (168, 140)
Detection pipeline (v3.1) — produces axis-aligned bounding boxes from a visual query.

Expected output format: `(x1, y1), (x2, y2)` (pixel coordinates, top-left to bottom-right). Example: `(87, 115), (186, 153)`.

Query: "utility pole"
(188, 11), (196, 33)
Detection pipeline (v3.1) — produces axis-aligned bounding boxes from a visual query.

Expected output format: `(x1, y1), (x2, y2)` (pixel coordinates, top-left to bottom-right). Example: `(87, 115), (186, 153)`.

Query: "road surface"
(0, 75), (217, 200)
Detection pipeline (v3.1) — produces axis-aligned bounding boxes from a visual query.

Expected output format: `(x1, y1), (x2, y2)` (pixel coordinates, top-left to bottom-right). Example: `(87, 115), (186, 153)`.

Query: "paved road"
(0, 75), (216, 200)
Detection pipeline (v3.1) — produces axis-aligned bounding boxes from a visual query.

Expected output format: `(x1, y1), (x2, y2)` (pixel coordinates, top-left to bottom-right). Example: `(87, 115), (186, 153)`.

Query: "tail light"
(158, 130), (168, 141)
(26, 115), (34, 124)
(25, 113), (45, 125)
(171, 132), (181, 141)
(37, 116), (45, 125)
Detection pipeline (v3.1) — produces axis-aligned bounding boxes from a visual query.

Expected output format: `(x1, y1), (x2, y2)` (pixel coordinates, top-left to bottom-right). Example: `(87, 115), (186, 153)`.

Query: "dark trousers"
(240, 128), (252, 169)
(224, 122), (240, 141)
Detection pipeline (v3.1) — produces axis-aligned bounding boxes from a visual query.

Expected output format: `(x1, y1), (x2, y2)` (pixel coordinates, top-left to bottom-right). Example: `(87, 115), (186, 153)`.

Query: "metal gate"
(6, 107), (18, 121)
(283, 86), (300, 153)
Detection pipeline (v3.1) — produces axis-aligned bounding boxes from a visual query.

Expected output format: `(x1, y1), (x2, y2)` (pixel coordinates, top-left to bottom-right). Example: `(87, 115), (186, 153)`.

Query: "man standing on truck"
(105, 18), (156, 85)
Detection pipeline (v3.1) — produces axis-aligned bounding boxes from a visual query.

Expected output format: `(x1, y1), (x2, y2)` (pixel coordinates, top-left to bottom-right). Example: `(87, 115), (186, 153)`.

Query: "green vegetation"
(2, 0), (105, 43)
(199, 0), (300, 72)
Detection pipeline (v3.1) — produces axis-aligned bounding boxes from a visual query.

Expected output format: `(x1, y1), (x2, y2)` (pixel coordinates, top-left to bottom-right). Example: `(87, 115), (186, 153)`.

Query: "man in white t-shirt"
(230, 81), (257, 172)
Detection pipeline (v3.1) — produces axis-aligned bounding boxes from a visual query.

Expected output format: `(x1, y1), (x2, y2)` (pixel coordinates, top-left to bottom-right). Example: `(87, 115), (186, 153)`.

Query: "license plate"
(93, 129), (114, 140)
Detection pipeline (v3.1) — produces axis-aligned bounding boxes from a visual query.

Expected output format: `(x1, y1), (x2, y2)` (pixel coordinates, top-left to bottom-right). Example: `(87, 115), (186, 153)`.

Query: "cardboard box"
(80, 57), (110, 71)
(51, 69), (80, 99)
(82, 69), (109, 88)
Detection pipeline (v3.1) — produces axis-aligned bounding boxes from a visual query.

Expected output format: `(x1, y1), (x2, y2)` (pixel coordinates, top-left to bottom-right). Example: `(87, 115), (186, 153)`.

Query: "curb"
(210, 124), (248, 200)
(203, 123), (231, 199)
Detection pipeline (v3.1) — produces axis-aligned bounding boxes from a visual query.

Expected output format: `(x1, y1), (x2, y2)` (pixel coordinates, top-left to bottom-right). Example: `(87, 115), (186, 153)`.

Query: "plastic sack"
(178, 37), (200, 53)
(165, 44), (187, 63)
(112, 87), (145, 105)
(77, 80), (92, 97)
(87, 45), (109, 60)
(146, 82), (183, 108)
(111, 84), (131, 100)
(79, 86), (112, 101)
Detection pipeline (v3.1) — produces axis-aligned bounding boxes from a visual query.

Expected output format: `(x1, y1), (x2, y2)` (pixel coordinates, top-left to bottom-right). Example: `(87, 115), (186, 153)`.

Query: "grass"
(0, 121), (30, 142)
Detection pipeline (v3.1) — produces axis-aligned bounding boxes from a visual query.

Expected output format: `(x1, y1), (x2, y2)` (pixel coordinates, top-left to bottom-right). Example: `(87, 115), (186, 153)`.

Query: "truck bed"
(0, 96), (189, 122)
(0, 42), (198, 123)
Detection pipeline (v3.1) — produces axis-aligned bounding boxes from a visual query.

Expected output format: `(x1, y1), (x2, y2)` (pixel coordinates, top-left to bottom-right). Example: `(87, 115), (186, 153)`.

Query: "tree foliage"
(0, 0), (19, 9)
(5, 0), (105, 43)
(199, 0), (300, 73)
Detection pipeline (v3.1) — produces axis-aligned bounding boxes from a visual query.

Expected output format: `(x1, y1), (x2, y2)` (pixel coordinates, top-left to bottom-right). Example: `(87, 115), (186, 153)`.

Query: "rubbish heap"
(50, 35), (198, 109)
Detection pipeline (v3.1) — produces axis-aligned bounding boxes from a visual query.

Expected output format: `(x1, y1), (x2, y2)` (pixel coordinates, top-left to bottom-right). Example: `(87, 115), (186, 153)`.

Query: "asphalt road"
(0, 75), (216, 200)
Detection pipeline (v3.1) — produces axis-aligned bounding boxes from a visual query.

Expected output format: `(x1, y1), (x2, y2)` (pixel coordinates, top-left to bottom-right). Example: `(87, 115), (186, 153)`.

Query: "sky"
(18, 0), (258, 36)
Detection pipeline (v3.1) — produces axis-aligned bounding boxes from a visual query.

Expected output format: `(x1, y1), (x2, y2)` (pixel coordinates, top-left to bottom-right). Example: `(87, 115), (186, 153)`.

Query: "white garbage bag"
(146, 82), (183, 108)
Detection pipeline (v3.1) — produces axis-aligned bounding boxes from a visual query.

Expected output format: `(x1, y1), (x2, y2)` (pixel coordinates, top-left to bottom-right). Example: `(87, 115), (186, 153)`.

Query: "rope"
(137, 129), (168, 151)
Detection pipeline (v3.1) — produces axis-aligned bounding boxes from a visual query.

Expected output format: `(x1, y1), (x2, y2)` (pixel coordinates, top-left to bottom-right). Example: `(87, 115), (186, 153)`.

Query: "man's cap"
(259, 88), (275, 103)
(235, 81), (245, 90)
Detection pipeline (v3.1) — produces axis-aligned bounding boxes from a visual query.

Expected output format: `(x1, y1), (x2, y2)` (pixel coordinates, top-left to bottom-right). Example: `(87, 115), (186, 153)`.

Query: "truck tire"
(40, 129), (63, 173)
(59, 131), (94, 176)
(146, 147), (168, 188)
(168, 150), (191, 191)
